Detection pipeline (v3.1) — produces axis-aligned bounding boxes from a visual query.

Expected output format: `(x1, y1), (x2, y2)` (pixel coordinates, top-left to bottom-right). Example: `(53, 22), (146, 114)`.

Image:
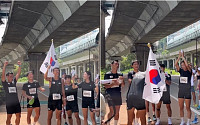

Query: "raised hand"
(17, 61), (21, 66)
(4, 61), (8, 67)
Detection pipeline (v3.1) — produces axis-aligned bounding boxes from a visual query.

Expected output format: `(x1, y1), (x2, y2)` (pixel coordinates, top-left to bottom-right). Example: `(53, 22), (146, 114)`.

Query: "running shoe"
(155, 120), (160, 125)
(197, 105), (200, 110)
(153, 115), (157, 121)
(191, 115), (198, 124)
(168, 118), (172, 125)
(180, 121), (185, 125)
(148, 117), (152, 123)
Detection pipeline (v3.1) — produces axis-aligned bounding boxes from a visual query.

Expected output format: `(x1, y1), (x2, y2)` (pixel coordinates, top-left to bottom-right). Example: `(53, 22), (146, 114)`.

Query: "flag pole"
(147, 43), (151, 48)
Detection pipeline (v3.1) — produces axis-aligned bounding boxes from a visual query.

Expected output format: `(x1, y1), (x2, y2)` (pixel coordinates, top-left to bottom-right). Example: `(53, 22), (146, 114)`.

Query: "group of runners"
(102, 51), (200, 125)
(1, 61), (100, 125)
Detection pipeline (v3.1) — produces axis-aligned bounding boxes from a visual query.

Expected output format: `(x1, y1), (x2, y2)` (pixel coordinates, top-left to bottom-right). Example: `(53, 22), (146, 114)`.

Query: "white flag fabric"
(142, 47), (165, 104)
(40, 42), (59, 77)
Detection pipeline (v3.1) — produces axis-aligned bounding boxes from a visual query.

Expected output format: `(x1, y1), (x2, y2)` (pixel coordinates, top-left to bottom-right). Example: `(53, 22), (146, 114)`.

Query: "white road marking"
(171, 81), (200, 115)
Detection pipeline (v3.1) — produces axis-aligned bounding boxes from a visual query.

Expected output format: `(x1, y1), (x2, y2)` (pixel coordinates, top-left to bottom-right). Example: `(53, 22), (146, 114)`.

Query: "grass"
(17, 77), (49, 85)
(17, 77), (28, 83)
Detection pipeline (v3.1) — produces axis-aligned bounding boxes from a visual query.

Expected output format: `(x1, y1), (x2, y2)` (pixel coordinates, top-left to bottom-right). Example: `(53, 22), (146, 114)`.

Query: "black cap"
(6, 72), (13, 76)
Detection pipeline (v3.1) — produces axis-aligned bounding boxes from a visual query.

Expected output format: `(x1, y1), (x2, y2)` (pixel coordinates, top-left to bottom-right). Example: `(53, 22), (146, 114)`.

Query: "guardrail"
(60, 33), (98, 58)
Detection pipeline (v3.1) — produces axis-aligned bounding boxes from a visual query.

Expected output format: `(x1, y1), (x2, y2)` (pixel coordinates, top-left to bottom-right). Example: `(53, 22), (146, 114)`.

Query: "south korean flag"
(142, 44), (165, 104)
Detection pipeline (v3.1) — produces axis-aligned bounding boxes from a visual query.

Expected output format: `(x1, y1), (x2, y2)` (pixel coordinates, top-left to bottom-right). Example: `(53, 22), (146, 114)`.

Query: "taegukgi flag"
(142, 45), (165, 104)
(40, 41), (59, 77)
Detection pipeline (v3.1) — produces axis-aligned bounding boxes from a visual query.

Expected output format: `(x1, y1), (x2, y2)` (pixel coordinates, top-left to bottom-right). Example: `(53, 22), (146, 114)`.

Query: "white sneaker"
(186, 122), (191, 125)
(155, 120), (160, 125)
(180, 121), (185, 125)
(168, 118), (172, 125)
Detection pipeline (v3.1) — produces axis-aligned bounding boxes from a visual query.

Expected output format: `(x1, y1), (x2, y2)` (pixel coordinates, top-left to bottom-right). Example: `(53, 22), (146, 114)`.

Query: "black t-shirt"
(128, 72), (145, 98)
(22, 81), (40, 101)
(49, 78), (62, 95)
(164, 72), (171, 93)
(128, 71), (136, 80)
(2, 78), (19, 105)
(104, 72), (123, 95)
(64, 83), (78, 103)
(78, 81), (96, 102)
(178, 68), (192, 87)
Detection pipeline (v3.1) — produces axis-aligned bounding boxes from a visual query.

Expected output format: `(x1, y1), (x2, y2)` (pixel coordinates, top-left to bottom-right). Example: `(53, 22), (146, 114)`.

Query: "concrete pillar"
(100, 5), (106, 69)
(167, 60), (169, 69)
(78, 66), (81, 78)
(191, 53), (194, 66)
(69, 66), (71, 75)
(83, 62), (87, 73)
(172, 59), (175, 69)
(28, 53), (46, 86)
(135, 45), (149, 71)
(162, 60), (164, 64)
(75, 65), (78, 76)
(94, 61), (97, 80)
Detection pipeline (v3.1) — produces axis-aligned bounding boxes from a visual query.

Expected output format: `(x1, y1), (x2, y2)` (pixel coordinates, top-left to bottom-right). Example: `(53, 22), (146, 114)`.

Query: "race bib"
(180, 77), (188, 84)
(29, 88), (36, 94)
(67, 95), (74, 101)
(52, 94), (61, 100)
(83, 90), (91, 97)
(8, 87), (16, 93)
(163, 85), (167, 92)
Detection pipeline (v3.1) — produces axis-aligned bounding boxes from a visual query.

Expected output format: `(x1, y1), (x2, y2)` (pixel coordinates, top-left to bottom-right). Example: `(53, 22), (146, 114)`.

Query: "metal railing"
(167, 28), (200, 49)
(60, 33), (98, 58)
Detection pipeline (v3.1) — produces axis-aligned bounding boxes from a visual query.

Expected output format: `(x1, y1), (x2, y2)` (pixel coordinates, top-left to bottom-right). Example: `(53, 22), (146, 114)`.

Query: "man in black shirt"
(22, 71), (45, 125)
(1, 61), (21, 125)
(44, 65), (66, 125)
(103, 60), (125, 125)
(155, 64), (172, 125)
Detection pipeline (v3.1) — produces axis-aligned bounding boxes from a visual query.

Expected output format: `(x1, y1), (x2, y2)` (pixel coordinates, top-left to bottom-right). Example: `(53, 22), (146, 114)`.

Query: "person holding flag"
(1, 61), (21, 125)
(45, 65), (66, 125)
(143, 43), (166, 124)
(22, 71), (45, 125)
(175, 51), (192, 125)
(40, 40), (66, 125)
(126, 60), (146, 125)
(155, 64), (172, 125)
(143, 43), (166, 104)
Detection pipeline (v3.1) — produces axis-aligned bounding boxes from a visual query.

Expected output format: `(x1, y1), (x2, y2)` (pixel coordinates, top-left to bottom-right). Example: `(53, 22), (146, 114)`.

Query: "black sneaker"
(153, 115), (157, 121)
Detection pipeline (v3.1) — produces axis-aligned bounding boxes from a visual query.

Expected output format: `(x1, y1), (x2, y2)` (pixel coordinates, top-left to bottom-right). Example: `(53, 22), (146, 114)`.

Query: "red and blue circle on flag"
(50, 57), (56, 66)
(149, 69), (161, 85)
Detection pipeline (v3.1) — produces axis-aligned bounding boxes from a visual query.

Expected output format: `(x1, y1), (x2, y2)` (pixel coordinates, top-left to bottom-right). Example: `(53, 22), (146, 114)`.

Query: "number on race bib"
(53, 94), (61, 100)
(29, 88), (36, 94)
(180, 77), (188, 84)
(8, 87), (16, 93)
(67, 95), (75, 101)
(83, 90), (92, 97)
